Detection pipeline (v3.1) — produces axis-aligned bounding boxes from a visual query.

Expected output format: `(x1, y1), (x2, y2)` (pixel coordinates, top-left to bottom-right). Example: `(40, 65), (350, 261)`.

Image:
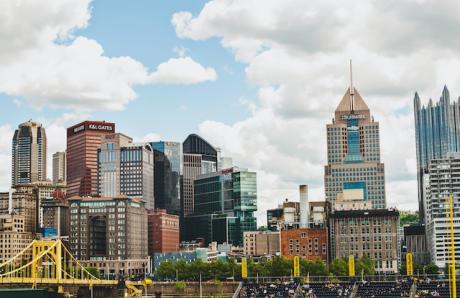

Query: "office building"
(182, 134), (218, 217)
(280, 228), (328, 261)
(98, 133), (154, 209)
(12, 121), (47, 186)
(151, 141), (181, 214)
(243, 231), (280, 256)
(0, 213), (33, 263)
(0, 190), (38, 233)
(423, 154), (460, 269)
(66, 121), (115, 197)
(14, 181), (66, 228)
(325, 86), (386, 209)
(41, 190), (69, 237)
(68, 195), (148, 263)
(183, 168), (257, 246)
(414, 86), (460, 222)
(329, 209), (400, 273)
(147, 209), (180, 255)
(52, 151), (66, 184)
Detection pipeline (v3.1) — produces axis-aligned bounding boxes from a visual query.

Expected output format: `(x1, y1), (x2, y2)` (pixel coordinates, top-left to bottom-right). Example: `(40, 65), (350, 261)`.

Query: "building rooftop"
(330, 208), (399, 219)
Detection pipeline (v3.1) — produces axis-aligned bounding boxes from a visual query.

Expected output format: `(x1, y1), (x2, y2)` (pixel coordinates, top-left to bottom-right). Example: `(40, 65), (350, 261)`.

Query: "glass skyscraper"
(324, 87), (386, 209)
(183, 168), (257, 246)
(12, 121), (47, 186)
(413, 86), (460, 222)
(151, 141), (181, 215)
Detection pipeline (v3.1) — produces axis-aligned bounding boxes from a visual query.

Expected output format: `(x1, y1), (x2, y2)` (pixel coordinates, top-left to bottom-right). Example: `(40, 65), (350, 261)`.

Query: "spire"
(349, 59), (354, 112)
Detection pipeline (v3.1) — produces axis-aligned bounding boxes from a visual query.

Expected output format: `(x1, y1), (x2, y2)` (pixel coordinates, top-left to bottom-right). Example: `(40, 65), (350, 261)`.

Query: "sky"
(1, 0), (460, 224)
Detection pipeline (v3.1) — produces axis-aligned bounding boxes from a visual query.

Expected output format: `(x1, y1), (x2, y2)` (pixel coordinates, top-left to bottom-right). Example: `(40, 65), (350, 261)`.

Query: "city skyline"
(3, 1), (460, 224)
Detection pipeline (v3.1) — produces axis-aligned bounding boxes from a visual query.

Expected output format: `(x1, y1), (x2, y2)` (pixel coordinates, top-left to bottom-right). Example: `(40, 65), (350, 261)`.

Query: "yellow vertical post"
(349, 255), (355, 277)
(56, 240), (64, 293)
(31, 241), (38, 288)
(241, 257), (248, 280)
(406, 252), (413, 276)
(449, 194), (456, 298)
(293, 256), (300, 278)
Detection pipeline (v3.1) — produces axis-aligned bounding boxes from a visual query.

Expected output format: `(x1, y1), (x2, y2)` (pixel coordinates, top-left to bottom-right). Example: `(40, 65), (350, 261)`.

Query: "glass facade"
(151, 141), (181, 215)
(183, 168), (257, 246)
(414, 86), (460, 222)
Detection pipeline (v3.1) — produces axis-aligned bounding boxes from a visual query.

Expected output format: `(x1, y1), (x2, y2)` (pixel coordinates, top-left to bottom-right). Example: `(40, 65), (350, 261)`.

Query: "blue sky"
(3, 0), (460, 222)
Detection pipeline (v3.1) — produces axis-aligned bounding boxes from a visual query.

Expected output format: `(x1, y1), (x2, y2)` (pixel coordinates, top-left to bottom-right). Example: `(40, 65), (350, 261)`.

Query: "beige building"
(0, 214), (33, 263)
(52, 151), (66, 184)
(243, 231), (280, 256)
(334, 188), (373, 211)
(14, 181), (66, 228)
(329, 209), (400, 273)
(0, 190), (37, 233)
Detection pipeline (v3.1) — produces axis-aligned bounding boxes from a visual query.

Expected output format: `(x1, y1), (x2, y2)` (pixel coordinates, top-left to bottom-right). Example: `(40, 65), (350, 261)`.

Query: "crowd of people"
(300, 282), (352, 297)
(414, 278), (449, 297)
(355, 280), (412, 298)
(239, 281), (298, 298)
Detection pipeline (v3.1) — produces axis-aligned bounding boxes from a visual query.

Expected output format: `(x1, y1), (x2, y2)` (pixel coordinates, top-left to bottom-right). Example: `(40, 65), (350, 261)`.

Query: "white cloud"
(174, 0), (460, 224)
(0, 1), (217, 112)
(136, 133), (163, 143)
(0, 124), (13, 190)
(150, 56), (217, 85)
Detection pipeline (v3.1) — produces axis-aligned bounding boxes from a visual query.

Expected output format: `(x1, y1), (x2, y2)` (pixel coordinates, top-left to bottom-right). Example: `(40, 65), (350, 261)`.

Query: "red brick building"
(66, 121), (115, 197)
(148, 209), (179, 255)
(280, 228), (328, 262)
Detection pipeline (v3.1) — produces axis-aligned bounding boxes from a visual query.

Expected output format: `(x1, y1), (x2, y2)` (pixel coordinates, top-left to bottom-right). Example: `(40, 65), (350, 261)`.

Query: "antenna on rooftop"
(349, 59), (355, 112)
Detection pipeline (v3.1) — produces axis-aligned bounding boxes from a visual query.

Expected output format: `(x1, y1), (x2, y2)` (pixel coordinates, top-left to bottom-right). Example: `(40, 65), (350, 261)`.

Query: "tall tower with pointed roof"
(414, 85), (460, 223)
(325, 86), (386, 209)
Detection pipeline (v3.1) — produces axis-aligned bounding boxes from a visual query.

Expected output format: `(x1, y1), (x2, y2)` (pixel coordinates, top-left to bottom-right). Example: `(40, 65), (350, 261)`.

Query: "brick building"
(148, 209), (179, 255)
(280, 228), (328, 261)
(243, 231), (280, 256)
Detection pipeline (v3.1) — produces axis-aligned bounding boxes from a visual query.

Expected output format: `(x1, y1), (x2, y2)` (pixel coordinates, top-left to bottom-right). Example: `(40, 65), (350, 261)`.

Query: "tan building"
(14, 181), (66, 228)
(41, 192), (69, 237)
(243, 231), (280, 256)
(52, 151), (66, 184)
(329, 209), (400, 273)
(0, 214), (33, 263)
(68, 195), (148, 269)
(0, 190), (37, 233)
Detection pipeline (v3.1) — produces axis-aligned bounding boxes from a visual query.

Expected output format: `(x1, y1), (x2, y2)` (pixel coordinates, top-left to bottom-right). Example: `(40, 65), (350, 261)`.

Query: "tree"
(156, 261), (176, 280)
(329, 258), (347, 276)
(355, 256), (374, 276)
(84, 267), (100, 279)
(425, 263), (439, 275)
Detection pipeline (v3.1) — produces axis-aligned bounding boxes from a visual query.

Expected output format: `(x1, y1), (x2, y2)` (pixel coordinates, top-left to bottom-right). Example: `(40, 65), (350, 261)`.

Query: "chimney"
(299, 185), (309, 228)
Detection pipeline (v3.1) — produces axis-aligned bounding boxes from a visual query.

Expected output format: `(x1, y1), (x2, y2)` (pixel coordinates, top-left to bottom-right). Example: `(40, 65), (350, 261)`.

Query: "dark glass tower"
(414, 86), (460, 223)
(151, 141), (181, 215)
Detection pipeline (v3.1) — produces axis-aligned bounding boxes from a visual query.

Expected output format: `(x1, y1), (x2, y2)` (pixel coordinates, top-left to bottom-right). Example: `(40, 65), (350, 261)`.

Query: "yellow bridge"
(0, 239), (144, 297)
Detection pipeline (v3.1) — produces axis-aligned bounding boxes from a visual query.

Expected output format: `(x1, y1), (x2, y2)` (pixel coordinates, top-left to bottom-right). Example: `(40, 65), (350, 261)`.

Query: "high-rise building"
(66, 121), (115, 197)
(52, 151), (66, 184)
(151, 141), (181, 215)
(12, 121), (47, 186)
(182, 134), (218, 217)
(41, 189), (69, 238)
(98, 134), (154, 209)
(183, 167), (257, 246)
(68, 195), (148, 261)
(413, 86), (460, 222)
(0, 190), (37, 233)
(324, 86), (386, 209)
(423, 153), (460, 269)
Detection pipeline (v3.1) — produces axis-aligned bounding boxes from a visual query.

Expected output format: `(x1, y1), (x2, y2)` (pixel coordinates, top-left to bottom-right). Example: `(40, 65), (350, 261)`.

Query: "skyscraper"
(98, 133), (155, 210)
(184, 167), (257, 246)
(182, 134), (218, 217)
(66, 121), (115, 197)
(413, 86), (460, 222)
(12, 121), (47, 186)
(52, 151), (66, 184)
(324, 86), (386, 208)
(151, 141), (181, 215)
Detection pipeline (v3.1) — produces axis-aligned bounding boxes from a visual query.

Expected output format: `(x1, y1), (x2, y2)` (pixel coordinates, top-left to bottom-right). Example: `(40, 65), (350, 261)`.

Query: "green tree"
(425, 263), (439, 275)
(400, 211), (419, 226)
(156, 261), (176, 280)
(84, 267), (100, 279)
(329, 258), (347, 276)
(356, 256), (375, 276)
